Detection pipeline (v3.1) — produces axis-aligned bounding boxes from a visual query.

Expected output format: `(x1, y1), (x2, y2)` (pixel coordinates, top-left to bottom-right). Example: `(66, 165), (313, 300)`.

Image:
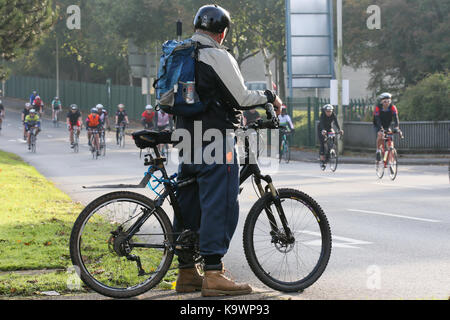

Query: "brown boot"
(175, 267), (204, 293)
(202, 265), (252, 297)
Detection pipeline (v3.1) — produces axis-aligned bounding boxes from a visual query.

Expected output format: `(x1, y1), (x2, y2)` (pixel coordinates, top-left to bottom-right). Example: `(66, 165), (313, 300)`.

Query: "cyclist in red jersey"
(373, 93), (400, 161)
(141, 105), (155, 129)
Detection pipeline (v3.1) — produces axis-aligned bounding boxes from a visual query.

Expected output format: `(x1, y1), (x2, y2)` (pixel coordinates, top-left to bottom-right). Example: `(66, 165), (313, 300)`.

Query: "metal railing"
(343, 121), (450, 152)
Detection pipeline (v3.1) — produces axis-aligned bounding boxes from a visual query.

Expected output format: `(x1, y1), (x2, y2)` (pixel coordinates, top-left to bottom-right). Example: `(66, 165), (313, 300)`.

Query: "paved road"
(1, 103), (449, 300)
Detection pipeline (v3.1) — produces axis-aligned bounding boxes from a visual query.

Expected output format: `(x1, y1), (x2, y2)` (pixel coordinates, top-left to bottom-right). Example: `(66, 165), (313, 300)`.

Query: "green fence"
(5, 75), (148, 120)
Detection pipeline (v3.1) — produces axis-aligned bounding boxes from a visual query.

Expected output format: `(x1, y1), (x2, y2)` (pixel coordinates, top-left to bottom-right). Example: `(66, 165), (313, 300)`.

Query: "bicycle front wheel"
(69, 191), (174, 298)
(388, 149), (398, 180)
(376, 160), (384, 179)
(31, 135), (36, 153)
(329, 148), (338, 172)
(243, 188), (331, 292)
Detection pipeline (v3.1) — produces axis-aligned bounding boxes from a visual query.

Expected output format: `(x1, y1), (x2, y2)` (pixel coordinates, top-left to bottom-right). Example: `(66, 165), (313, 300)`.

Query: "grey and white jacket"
(176, 32), (276, 135)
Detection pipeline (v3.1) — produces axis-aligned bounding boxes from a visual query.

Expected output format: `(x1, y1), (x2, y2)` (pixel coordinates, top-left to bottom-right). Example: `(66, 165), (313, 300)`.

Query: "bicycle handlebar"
(242, 103), (279, 130)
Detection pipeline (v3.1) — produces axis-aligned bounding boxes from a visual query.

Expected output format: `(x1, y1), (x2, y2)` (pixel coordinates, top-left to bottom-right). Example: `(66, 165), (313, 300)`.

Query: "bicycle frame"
(83, 128), (293, 252)
(381, 133), (395, 168)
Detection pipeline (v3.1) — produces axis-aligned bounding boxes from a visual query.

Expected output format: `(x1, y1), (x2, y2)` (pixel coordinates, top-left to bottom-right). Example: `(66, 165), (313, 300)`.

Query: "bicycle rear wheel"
(69, 191), (174, 298)
(388, 149), (398, 180)
(243, 188), (331, 292)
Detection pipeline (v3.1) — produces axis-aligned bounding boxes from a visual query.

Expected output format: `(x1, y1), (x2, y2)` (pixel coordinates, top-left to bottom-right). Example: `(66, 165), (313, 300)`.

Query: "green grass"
(0, 150), (177, 297)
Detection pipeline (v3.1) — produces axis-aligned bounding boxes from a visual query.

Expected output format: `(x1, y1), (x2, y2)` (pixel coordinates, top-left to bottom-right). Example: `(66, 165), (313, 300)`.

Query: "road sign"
(286, 0), (335, 90)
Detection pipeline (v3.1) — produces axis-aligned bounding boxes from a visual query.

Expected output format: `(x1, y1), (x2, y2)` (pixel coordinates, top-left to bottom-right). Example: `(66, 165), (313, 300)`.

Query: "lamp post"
(56, 36), (60, 98)
(336, 0), (344, 154)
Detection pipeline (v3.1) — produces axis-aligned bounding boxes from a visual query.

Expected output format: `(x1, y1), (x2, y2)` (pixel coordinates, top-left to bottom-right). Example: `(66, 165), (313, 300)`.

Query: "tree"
(397, 72), (450, 121)
(343, 0), (450, 92)
(0, 0), (55, 79)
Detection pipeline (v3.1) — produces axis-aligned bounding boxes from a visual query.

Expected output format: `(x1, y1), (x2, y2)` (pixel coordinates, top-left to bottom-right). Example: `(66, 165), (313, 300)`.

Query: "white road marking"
(299, 230), (372, 249)
(371, 182), (432, 190)
(347, 209), (441, 223)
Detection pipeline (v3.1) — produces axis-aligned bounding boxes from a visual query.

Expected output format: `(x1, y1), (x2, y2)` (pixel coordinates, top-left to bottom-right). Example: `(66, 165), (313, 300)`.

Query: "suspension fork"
(255, 174), (294, 241)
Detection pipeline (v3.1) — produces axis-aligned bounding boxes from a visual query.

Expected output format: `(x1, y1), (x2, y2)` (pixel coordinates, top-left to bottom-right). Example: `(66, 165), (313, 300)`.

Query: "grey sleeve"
(198, 48), (269, 108)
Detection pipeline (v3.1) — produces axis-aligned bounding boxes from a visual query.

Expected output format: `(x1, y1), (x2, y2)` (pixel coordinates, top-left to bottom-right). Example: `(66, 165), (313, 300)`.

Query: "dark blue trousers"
(174, 152), (240, 259)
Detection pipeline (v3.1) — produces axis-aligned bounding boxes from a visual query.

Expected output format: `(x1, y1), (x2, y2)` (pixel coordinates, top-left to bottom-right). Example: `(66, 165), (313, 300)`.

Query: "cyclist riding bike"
(278, 105), (295, 154)
(24, 109), (41, 150)
(96, 104), (110, 131)
(67, 104), (82, 148)
(318, 104), (344, 169)
(52, 97), (62, 124)
(115, 104), (129, 145)
(29, 91), (38, 104)
(156, 109), (171, 132)
(86, 107), (101, 156)
(0, 100), (5, 132)
(278, 105), (294, 131)
(373, 92), (401, 162)
(22, 103), (32, 140)
(141, 105), (155, 129)
(32, 95), (44, 117)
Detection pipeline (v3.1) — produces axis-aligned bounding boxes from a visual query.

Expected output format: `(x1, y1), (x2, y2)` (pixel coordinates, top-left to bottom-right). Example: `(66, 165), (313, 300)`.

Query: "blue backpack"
(154, 39), (209, 117)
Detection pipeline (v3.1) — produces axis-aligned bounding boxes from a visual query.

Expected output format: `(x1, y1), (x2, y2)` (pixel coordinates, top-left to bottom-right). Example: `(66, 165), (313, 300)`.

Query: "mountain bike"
(69, 103), (332, 298)
(376, 129), (404, 180)
(279, 127), (291, 163)
(320, 131), (340, 172)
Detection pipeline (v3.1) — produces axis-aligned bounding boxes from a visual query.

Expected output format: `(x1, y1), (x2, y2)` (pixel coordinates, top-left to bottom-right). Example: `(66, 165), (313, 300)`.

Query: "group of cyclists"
(317, 92), (401, 169)
(241, 92), (402, 170)
(18, 90), (176, 156)
(11, 90), (402, 165)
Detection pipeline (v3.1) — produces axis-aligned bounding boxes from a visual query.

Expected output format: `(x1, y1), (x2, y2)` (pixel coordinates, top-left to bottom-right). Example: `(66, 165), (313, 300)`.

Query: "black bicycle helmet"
(193, 4), (231, 34)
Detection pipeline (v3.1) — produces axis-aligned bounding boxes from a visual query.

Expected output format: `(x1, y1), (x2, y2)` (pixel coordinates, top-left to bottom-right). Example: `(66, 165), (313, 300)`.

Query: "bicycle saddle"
(132, 130), (173, 149)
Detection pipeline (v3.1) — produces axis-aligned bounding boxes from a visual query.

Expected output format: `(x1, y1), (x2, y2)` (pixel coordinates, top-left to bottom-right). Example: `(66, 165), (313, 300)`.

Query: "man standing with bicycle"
(173, 4), (283, 297)
(318, 104), (343, 169)
(373, 93), (401, 162)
